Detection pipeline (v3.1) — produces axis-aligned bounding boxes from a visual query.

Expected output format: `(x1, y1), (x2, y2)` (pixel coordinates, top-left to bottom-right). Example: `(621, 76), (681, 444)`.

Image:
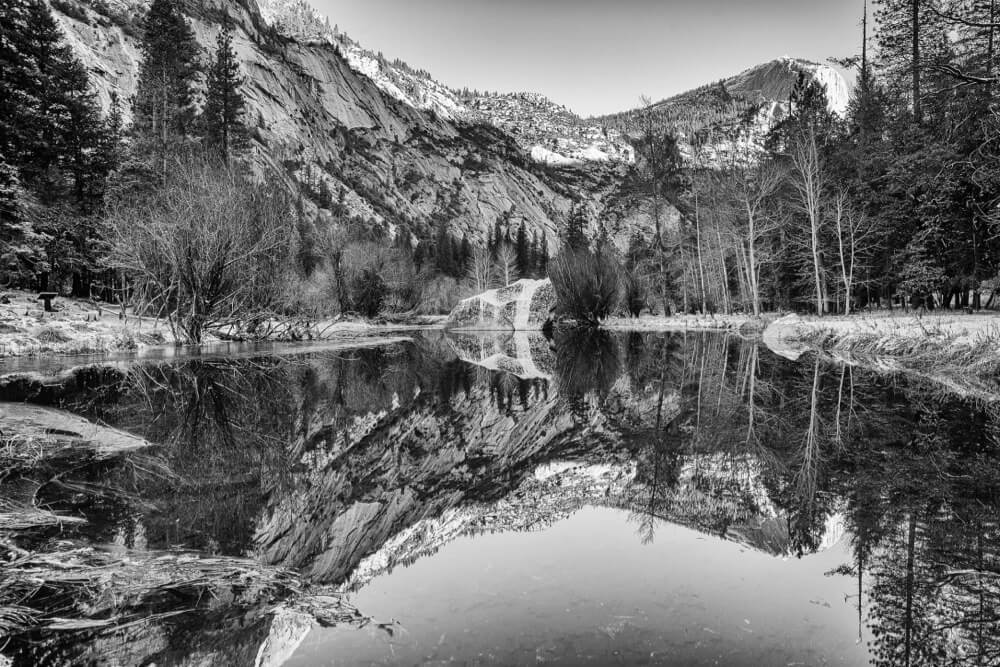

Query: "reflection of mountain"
(251, 332), (840, 595)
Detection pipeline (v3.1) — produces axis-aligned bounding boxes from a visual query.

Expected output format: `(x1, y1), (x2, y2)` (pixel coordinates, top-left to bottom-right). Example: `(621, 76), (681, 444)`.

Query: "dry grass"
(0, 545), (300, 633)
(792, 317), (1000, 395)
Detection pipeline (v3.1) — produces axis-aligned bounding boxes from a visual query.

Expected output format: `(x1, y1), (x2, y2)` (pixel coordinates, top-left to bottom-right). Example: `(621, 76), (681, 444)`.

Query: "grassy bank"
(765, 312), (1000, 396)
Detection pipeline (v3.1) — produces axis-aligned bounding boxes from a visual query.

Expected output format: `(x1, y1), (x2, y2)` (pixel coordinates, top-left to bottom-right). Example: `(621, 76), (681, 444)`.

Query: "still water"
(2, 330), (998, 666)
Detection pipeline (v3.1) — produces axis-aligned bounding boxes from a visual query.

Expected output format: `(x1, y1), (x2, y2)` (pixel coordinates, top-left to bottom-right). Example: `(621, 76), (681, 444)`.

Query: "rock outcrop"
(444, 279), (556, 331)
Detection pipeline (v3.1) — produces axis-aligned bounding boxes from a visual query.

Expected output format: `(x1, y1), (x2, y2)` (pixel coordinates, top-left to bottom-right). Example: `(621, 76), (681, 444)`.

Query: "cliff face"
(46, 0), (663, 251)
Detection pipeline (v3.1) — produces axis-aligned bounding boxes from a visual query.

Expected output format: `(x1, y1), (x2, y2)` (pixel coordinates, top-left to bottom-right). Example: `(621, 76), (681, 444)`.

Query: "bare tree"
(831, 189), (879, 314)
(494, 243), (518, 286)
(466, 245), (494, 293)
(729, 154), (784, 316)
(789, 126), (829, 316)
(105, 156), (294, 343)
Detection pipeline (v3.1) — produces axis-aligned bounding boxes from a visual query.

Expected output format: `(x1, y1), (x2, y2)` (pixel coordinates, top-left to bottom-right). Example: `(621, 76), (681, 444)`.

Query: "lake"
(1, 330), (998, 666)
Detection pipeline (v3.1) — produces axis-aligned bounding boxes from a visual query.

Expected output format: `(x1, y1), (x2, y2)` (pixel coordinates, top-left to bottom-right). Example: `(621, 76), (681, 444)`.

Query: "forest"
(3, 0), (1000, 339)
(614, 0), (1000, 319)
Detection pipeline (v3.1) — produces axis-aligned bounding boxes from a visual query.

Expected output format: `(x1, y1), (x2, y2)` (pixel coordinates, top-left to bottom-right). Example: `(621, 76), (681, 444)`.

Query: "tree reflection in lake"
(2, 331), (999, 665)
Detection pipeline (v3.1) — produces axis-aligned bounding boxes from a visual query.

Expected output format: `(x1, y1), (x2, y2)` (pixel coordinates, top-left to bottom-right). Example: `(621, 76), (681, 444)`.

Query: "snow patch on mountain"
(531, 145), (581, 166)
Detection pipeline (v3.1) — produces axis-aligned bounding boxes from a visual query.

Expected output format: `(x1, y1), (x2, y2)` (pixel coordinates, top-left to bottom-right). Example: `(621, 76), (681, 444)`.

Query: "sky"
(312, 0), (863, 117)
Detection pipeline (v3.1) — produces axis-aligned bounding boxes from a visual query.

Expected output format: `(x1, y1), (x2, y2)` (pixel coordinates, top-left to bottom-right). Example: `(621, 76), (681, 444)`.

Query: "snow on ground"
(0, 290), (174, 357)
(0, 290), (431, 359)
(578, 145), (612, 162)
(603, 314), (756, 332)
(530, 145), (581, 166)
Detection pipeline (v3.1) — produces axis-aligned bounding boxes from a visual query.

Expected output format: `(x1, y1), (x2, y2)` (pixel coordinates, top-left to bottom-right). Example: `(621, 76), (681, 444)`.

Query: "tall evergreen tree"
(204, 22), (248, 163)
(0, 155), (45, 284)
(515, 223), (529, 276)
(132, 0), (200, 177)
(0, 0), (112, 290)
(563, 203), (589, 251)
(460, 234), (472, 275)
(50, 53), (109, 212)
(435, 222), (454, 275)
(530, 230), (541, 277)
(1, 0), (104, 190)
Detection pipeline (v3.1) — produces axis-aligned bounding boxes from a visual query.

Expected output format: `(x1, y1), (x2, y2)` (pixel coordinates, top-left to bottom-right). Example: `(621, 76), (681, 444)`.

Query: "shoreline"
(762, 312), (1000, 400)
(0, 290), (450, 360)
(601, 314), (767, 333)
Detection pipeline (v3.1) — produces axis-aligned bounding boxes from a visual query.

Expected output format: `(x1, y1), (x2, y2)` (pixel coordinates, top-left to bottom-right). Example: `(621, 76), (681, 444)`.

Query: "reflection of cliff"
(252, 331), (847, 594)
(252, 369), (623, 584)
(344, 461), (638, 591)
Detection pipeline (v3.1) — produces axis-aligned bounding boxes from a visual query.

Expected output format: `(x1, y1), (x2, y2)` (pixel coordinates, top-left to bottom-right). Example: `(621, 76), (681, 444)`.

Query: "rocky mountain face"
(46, 0), (650, 253)
(257, 0), (635, 166)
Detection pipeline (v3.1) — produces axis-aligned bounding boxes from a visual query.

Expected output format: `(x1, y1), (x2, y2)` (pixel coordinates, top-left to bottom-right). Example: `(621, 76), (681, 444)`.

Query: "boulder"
(444, 279), (556, 331)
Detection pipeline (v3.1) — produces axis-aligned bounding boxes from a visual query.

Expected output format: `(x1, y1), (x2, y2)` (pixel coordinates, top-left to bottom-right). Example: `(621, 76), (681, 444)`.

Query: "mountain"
(45, 0), (849, 255)
(256, 0), (635, 167)
(46, 0), (653, 254)
(462, 91), (635, 166)
(596, 57), (853, 163)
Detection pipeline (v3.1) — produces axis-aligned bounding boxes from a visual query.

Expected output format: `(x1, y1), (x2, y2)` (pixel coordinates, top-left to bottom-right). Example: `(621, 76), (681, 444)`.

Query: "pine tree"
(435, 222), (453, 275)
(460, 234), (472, 275)
(515, 223), (529, 276)
(491, 220), (503, 259)
(49, 53), (109, 212)
(0, 155), (45, 285)
(530, 230), (541, 278)
(563, 203), (588, 250)
(874, 0), (946, 124)
(0, 0), (96, 186)
(132, 0), (200, 177)
(538, 238), (549, 276)
(204, 21), (248, 163)
(0, 0), (112, 291)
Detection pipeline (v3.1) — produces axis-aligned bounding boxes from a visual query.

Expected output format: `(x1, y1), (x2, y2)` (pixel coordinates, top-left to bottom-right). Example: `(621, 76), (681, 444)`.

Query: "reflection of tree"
(836, 388), (1000, 665)
(553, 328), (621, 402)
(112, 358), (299, 554)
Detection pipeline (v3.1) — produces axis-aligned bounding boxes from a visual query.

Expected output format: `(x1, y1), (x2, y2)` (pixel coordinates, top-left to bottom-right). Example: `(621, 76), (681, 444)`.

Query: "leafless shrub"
(104, 156), (295, 343)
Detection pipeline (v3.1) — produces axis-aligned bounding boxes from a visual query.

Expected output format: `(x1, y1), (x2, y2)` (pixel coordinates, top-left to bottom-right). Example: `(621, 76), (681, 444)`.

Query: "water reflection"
(2, 331), (999, 665)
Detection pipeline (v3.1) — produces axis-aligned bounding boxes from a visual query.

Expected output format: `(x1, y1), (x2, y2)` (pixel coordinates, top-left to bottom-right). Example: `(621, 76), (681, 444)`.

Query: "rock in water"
(445, 279), (556, 331)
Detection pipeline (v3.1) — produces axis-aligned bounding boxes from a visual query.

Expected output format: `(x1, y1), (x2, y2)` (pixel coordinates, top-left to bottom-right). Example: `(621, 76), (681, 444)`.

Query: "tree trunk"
(912, 0), (922, 124)
(695, 191), (708, 314)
